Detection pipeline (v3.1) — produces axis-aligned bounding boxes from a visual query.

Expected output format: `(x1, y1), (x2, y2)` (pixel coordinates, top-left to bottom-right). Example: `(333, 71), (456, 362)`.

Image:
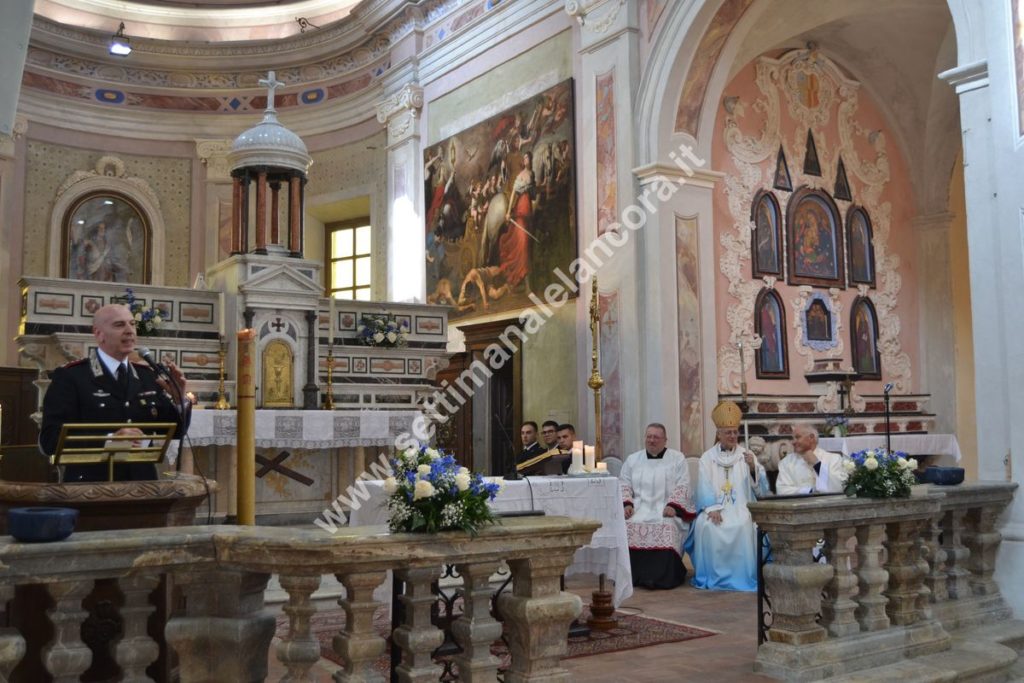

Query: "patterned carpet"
(274, 604), (716, 672)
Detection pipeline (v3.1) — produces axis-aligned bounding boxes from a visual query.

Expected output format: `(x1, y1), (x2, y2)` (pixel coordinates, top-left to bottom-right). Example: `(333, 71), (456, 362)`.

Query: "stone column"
(275, 573), (322, 682)
(964, 503), (1004, 596)
(452, 561), (503, 681)
(303, 310), (319, 409)
(240, 173), (251, 253)
(941, 508), (971, 599)
(0, 584), (25, 679)
(760, 526), (831, 644)
(255, 171), (268, 254)
(270, 179), (281, 246)
(884, 519), (925, 625)
(288, 174), (303, 256)
(498, 552), (581, 683)
(392, 567), (444, 683)
(922, 511), (949, 603)
(165, 570), (275, 683)
(332, 570), (387, 683)
(43, 580), (93, 682)
(231, 175), (243, 254)
(375, 81), (424, 302)
(854, 523), (890, 631)
(114, 573), (161, 683)
(820, 526), (858, 637)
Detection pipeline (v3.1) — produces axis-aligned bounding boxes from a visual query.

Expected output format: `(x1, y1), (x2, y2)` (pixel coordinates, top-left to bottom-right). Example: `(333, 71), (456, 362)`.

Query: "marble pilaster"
(392, 567), (444, 683)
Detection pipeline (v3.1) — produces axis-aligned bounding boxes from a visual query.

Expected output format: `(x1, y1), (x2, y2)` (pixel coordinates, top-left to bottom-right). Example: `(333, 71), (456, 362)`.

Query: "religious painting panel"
(262, 339), (294, 408)
(754, 289), (788, 379)
(850, 297), (881, 379)
(846, 206), (876, 287)
(802, 292), (839, 352)
(62, 192), (150, 284)
(423, 79), (577, 321)
(595, 70), (617, 236)
(785, 187), (845, 288)
(676, 216), (703, 454)
(598, 290), (623, 460)
(750, 190), (783, 278)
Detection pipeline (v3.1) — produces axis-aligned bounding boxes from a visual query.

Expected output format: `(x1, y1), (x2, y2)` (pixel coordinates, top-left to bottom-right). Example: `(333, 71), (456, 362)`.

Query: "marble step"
(826, 639), (1017, 683)
(953, 619), (1024, 654)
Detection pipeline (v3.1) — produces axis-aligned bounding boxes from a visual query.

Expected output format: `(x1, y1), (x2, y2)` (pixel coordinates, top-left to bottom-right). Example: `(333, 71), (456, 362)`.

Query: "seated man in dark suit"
(39, 303), (190, 482)
(518, 421), (545, 464)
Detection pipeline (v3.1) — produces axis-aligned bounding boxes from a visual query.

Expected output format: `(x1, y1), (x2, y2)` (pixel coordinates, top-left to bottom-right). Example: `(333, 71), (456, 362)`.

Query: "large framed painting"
(423, 79), (577, 321)
(750, 190), (783, 278)
(754, 288), (789, 379)
(850, 296), (881, 379)
(785, 187), (844, 288)
(62, 192), (150, 283)
(846, 206), (876, 287)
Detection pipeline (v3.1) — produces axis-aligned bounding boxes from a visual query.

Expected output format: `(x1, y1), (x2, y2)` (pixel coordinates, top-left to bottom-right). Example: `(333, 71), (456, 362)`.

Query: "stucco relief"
(719, 49), (911, 393)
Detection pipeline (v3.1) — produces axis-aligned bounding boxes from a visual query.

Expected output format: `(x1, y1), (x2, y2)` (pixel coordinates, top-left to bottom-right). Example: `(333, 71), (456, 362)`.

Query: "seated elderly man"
(621, 423), (695, 589)
(776, 424), (847, 495)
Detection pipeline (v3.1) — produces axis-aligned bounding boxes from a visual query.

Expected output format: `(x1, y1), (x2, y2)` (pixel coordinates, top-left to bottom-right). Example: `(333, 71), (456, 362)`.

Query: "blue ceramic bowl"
(924, 466), (965, 486)
(7, 507), (78, 543)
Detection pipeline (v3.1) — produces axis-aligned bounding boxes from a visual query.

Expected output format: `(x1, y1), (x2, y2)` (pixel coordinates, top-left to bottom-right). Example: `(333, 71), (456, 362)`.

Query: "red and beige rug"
(274, 605), (716, 671)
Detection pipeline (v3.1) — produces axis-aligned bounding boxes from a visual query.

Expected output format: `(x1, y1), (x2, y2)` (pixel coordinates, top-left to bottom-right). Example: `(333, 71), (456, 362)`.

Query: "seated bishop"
(621, 423), (695, 589)
(685, 400), (769, 592)
(776, 424), (848, 495)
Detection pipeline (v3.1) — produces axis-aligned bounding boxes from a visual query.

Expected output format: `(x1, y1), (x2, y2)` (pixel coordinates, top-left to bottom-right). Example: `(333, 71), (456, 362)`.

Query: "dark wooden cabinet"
(0, 366), (39, 447)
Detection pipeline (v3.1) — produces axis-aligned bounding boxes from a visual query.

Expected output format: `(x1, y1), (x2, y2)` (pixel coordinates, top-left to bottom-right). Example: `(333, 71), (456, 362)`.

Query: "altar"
(818, 433), (962, 465)
(349, 475), (634, 607)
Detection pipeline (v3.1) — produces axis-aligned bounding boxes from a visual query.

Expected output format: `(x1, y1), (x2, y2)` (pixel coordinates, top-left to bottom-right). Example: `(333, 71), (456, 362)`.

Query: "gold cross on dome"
(259, 71), (284, 112)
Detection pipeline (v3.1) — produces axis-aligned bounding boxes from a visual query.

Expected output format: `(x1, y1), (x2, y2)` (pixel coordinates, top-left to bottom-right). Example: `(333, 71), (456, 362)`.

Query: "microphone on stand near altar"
(493, 408), (521, 481)
(883, 383), (894, 454)
(138, 346), (189, 472)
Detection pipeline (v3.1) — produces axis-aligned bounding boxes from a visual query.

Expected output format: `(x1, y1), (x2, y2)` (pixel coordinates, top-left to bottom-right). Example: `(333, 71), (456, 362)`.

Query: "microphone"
(137, 347), (169, 377)
(883, 383), (894, 394)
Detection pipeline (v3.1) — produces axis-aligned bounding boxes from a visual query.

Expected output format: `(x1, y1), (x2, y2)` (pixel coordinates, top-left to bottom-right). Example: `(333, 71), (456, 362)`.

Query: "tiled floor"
(266, 575), (774, 682)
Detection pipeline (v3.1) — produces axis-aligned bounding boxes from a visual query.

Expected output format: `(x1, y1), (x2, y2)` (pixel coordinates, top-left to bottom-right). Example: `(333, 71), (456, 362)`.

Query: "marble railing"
(0, 516), (599, 682)
(749, 482), (1018, 682)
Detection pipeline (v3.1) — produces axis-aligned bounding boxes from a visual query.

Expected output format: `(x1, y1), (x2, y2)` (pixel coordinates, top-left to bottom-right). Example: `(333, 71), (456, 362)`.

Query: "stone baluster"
(42, 579), (93, 682)
(941, 508), (971, 599)
(820, 526), (858, 637)
(914, 533), (934, 623)
(921, 512), (948, 603)
(761, 526), (832, 644)
(332, 571), (387, 683)
(452, 561), (503, 681)
(963, 505), (1002, 596)
(883, 519), (925, 625)
(115, 573), (161, 683)
(854, 524), (890, 631)
(498, 552), (581, 683)
(392, 567), (444, 683)
(276, 574), (322, 683)
(166, 570), (276, 683)
(0, 584), (26, 679)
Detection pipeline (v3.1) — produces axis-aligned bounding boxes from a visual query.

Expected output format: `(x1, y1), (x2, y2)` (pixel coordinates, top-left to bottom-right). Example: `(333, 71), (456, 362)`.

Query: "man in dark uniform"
(40, 303), (190, 482)
(517, 421), (545, 465)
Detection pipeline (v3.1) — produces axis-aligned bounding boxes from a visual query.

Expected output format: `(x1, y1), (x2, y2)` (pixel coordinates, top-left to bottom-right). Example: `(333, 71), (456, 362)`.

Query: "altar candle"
(595, 461), (608, 473)
(218, 292), (226, 337)
(329, 295), (336, 343)
(584, 444), (596, 472)
(744, 421), (750, 450)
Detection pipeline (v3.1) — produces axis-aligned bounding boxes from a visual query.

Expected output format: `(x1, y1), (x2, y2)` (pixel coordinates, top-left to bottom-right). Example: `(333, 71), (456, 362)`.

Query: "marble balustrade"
(0, 516), (599, 683)
(749, 482), (1018, 682)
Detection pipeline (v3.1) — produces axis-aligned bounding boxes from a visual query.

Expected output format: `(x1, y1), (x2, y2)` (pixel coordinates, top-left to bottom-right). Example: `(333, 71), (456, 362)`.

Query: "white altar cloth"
(184, 409), (420, 449)
(818, 433), (962, 464)
(348, 475), (634, 607)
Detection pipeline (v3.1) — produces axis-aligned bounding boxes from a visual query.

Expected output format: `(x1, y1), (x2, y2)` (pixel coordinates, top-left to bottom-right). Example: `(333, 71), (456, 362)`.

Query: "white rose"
(153, 314), (162, 324)
(387, 332), (397, 343)
(425, 448), (441, 460)
(416, 464), (431, 477)
(899, 458), (911, 469)
(866, 450), (876, 459)
(458, 466), (469, 476)
(908, 458), (918, 469)
(373, 332), (385, 343)
(865, 458), (879, 471)
(383, 476), (398, 495)
(843, 459), (856, 472)
(134, 312), (142, 321)
(455, 472), (471, 491)
(403, 447), (419, 463)
(413, 479), (435, 500)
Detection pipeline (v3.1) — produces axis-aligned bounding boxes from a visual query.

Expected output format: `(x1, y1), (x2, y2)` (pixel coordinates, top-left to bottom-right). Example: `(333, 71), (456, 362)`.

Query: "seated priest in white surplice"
(621, 423), (695, 589)
(776, 424), (848, 495)
(686, 401), (769, 592)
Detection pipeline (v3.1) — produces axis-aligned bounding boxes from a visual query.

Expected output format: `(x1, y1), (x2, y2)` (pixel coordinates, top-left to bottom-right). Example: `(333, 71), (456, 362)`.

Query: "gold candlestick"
(324, 344), (335, 410)
(214, 336), (230, 410)
(587, 278), (604, 461)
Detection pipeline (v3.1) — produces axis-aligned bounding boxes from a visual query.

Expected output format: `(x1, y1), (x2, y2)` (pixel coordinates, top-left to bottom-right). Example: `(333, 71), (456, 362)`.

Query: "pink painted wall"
(711, 54), (920, 396)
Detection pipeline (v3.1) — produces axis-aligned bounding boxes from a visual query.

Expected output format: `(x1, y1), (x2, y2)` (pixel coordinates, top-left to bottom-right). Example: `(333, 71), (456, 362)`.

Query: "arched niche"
(48, 156), (166, 285)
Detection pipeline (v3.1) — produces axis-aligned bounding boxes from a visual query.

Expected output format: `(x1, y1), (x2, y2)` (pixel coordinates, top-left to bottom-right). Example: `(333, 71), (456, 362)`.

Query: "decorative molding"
(565, 0), (626, 33)
(0, 116), (28, 159)
(937, 59), (989, 94)
(375, 83), (424, 144)
(48, 156), (166, 285)
(633, 162), (724, 190)
(195, 139), (234, 183)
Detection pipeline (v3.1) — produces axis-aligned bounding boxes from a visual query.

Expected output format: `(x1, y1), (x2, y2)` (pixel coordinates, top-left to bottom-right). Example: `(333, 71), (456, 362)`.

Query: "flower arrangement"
(843, 449), (918, 499)
(117, 288), (163, 336)
(357, 316), (408, 348)
(384, 444), (502, 534)
(823, 415), (850, 437)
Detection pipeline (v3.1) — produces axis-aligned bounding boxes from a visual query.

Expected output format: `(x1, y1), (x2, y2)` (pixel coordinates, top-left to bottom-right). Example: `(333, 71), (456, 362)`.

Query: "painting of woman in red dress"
(500, 150), (535, 289)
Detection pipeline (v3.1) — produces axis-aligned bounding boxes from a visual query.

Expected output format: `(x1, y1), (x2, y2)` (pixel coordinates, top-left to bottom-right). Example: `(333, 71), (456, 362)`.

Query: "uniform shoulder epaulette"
(62, 358), (88, 368)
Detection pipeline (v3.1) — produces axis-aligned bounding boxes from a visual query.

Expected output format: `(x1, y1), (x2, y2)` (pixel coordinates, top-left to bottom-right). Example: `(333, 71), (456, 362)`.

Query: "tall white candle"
(219, 292), (225, 336)
(328, 295), (336, 343)
(584, 444), (596, 472)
